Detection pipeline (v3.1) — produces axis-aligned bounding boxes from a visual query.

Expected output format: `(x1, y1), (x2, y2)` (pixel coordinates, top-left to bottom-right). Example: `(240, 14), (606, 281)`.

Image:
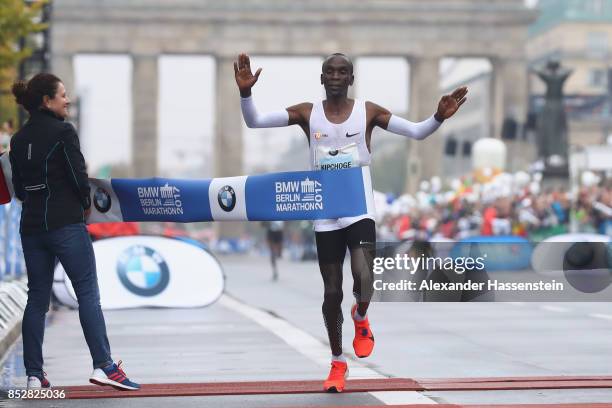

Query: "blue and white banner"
(53, 236), (224, 310)
(88, 167), (370, 223)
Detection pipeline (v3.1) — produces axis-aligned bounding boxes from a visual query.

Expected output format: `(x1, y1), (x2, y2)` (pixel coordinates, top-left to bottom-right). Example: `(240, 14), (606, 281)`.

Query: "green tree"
(0, 0), (46, 71)
(0, 0), (47, 122)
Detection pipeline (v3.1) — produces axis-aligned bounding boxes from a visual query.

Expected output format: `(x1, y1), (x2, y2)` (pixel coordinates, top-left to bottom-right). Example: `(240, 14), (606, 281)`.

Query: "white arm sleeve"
(240, 96), (289, 128)
(386, 114), (442, 140)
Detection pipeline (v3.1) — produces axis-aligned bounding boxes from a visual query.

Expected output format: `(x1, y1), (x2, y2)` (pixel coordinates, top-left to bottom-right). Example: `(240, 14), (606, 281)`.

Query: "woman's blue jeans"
(21, 223), (112, 378)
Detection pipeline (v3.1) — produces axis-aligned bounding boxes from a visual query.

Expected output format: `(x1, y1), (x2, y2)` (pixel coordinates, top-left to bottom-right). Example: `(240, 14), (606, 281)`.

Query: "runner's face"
(321, 57), (354, 97)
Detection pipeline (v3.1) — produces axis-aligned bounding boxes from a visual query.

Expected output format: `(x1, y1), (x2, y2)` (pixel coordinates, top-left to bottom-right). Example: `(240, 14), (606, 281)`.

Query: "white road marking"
(219, 294), (438, 405)
(369, 391), (438, 405)
(589, 313), (612, 321)
(540, 305), (570, 313)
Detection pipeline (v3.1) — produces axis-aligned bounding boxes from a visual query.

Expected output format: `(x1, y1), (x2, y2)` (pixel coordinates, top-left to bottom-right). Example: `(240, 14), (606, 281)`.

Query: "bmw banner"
(53, 236), (224, 309)
(87, 167), (370, 223)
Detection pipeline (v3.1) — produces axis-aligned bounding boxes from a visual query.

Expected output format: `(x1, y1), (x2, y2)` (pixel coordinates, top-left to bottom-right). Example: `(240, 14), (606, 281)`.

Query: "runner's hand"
(234, 53), (262, 97)
(436, 86), (468, 120)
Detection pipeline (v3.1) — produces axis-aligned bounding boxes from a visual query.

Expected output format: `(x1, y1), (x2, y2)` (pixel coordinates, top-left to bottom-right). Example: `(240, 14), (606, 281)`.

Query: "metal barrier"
(0, 281), (27, 331)
(0, 200), (28, 353)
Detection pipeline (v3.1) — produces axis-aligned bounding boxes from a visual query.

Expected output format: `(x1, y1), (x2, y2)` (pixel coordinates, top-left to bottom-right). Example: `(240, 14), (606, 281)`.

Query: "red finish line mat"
(59, 376), (612, 399)
(283, 405), (612, 408)
(62, 378), (420, 399)
(419, 376), (612, 391)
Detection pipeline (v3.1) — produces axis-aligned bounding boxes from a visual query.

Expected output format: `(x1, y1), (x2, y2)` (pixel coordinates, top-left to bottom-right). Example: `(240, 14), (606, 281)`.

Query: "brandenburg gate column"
(405, 56), (441, 194)
(214, 55), (245, 239)
(51, 54), (77, 126)
(132, 54), (159, 177)
(51, 54), (75, 98)
(491, 57), (531, 170)
(491, 57), (528, 139)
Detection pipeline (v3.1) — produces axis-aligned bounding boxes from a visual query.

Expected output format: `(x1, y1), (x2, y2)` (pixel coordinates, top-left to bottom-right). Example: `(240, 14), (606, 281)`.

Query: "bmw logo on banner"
(93, 187), (112, 213)
(117, 245), (170, 297)
(218, 185), (236, 212)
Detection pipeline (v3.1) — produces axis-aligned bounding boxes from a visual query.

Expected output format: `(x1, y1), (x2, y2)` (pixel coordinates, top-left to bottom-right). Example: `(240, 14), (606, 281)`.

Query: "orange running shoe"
(323, 360), (348, 393)
(351, 304), (375, 358)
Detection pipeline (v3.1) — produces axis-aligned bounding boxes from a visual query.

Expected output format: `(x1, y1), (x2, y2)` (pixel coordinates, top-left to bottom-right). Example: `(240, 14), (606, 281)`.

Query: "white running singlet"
(308, 100), (375, 232)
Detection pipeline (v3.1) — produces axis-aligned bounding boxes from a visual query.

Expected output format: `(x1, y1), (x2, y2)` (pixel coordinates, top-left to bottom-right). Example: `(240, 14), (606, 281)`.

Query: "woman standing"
(10, 73), (140, 391)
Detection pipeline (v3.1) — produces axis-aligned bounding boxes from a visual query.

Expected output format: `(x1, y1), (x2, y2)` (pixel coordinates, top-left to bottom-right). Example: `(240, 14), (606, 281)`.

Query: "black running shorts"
(315, 218), (375, 264)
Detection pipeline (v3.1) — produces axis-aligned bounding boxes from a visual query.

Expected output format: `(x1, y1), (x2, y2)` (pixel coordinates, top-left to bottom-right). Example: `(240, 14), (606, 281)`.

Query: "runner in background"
(263, 220), (284, 281)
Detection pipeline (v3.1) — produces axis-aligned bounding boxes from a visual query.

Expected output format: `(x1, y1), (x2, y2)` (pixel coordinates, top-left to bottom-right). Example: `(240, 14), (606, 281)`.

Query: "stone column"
(214, 56), (245, 239)
(405, 56), (441, 194)
(132, 55), (158, 177)
(214, 56), (243, 178)
(51, 54), (77, 127)
(491, 57), (532, 171)
(491, 57), (528, 139)
(51, 54), (75, 95)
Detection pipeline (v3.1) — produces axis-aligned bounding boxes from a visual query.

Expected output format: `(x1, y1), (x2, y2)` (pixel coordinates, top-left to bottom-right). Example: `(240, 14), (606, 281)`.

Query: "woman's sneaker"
(27, 374), (51, 389)
(89, 360), (140, 391)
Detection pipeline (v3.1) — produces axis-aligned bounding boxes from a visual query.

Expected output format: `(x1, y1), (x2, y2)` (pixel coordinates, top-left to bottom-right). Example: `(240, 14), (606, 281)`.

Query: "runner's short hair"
(322, 53), (353, 74)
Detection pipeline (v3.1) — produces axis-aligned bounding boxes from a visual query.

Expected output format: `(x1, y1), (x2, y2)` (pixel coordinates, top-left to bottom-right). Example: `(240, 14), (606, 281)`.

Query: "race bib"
(315, 143), (360, 171)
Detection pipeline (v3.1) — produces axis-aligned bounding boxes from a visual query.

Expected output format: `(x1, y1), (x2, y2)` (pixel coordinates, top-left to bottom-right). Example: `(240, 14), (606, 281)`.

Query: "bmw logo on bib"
(117, 246), (170, 297)
(93, 187), (112, 213)
(218, 185), (236, 212)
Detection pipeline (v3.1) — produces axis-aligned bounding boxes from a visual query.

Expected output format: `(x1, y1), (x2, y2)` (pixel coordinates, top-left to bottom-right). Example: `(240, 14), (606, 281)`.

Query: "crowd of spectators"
(377, 176), (612, 242)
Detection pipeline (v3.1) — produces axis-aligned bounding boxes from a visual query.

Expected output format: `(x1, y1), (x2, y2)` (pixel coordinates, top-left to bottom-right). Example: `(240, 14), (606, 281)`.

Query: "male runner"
(234, 53), (467, 392)
(262, 220), (284, 281)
